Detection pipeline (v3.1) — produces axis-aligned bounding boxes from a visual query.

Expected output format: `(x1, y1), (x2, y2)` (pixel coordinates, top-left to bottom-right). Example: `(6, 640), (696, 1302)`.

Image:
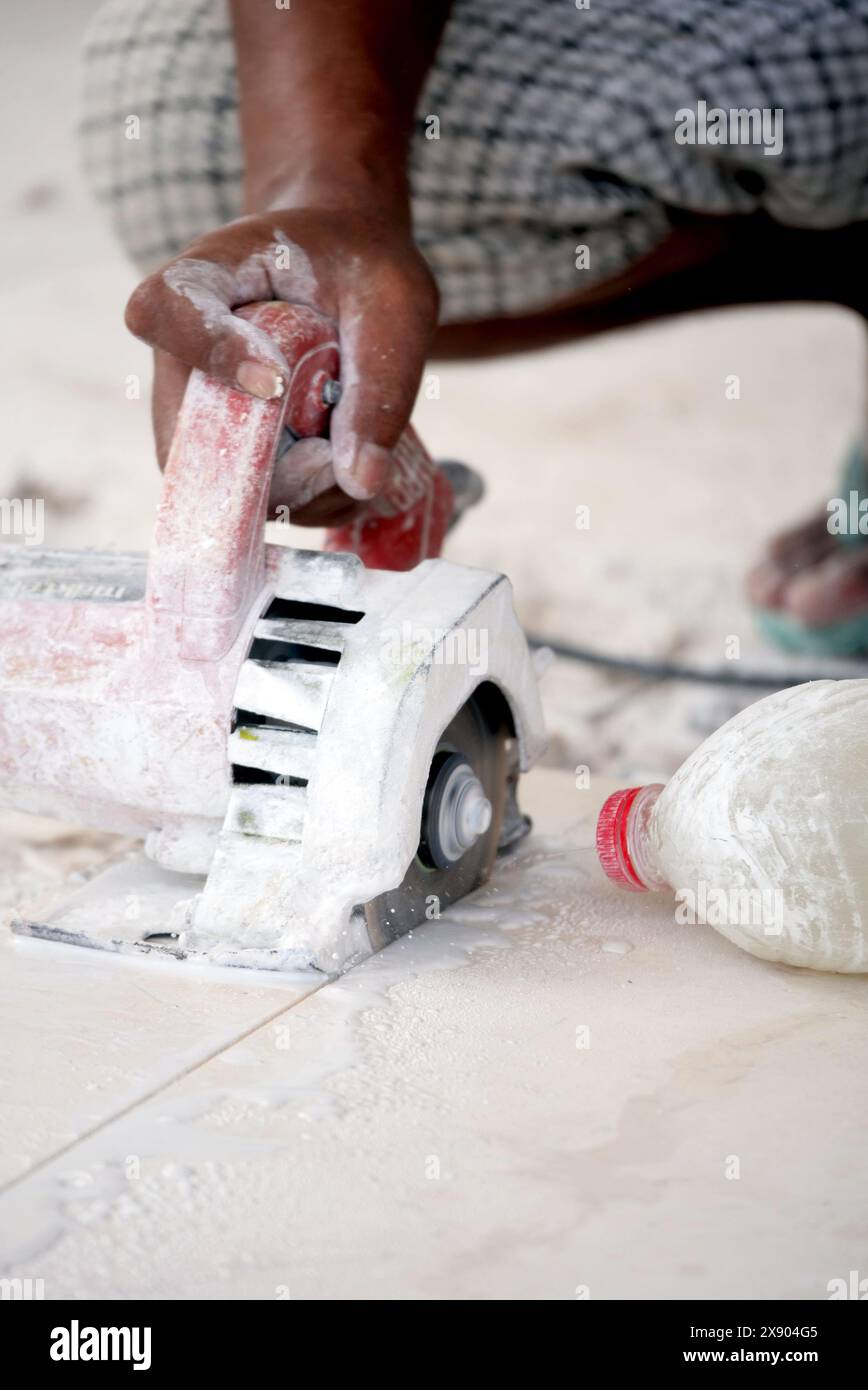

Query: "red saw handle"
(146, 301), (454, 662)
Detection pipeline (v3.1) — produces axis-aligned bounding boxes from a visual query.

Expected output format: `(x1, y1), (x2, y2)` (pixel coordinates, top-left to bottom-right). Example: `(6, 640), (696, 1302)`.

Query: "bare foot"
(747, 513), (868, 627)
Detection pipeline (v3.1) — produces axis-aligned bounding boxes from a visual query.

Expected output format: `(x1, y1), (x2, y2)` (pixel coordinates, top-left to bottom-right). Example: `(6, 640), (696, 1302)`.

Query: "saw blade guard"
(186, 549), (546, 973)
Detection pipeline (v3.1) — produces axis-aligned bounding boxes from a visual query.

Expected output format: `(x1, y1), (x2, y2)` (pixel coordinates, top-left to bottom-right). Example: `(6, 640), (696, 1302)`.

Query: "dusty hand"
(125, 209), (438, 521)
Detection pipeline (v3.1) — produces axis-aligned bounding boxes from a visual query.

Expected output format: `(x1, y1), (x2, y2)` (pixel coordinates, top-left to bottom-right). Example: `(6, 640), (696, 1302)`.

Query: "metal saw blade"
(363, 695), (512, 951)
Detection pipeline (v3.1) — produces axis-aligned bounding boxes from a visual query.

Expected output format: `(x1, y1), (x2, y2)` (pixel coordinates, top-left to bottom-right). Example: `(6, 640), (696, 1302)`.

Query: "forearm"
(230, 0), (451, 217)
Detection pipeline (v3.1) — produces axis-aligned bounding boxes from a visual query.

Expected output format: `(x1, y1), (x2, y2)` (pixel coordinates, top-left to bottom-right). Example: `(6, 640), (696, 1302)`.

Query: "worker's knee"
(80, 0), (243, 273)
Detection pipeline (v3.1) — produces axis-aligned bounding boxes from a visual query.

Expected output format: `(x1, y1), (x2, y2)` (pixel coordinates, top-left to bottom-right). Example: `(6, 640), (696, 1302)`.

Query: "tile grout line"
(0, 977), (330, 1198)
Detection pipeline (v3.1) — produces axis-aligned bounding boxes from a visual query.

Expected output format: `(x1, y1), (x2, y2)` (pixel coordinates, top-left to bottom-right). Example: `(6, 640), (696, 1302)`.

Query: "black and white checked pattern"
(81, 0), (868, 322)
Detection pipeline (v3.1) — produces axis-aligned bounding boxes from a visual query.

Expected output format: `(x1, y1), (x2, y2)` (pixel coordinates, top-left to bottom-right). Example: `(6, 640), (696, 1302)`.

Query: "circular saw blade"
(364, 695), (512, 951)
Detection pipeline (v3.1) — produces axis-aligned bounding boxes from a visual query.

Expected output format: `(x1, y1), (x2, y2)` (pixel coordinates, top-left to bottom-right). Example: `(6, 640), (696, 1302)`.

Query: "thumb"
(329, 278), (433, 500)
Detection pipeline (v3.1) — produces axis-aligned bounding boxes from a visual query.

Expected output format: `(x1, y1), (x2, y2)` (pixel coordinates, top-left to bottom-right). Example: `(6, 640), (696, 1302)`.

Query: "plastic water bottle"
(595, 679), (868, 973)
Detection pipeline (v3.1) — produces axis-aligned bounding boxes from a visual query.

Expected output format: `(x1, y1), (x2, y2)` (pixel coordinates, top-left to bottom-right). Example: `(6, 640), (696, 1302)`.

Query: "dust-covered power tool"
(0, 303), (546, 973)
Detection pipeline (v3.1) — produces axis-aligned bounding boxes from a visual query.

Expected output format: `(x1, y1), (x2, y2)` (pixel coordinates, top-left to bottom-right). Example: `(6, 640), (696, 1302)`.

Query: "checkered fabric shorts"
(81, 0), (868, 322)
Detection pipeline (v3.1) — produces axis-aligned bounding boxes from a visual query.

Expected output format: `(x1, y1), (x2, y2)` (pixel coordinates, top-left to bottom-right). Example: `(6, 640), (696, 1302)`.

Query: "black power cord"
(528, 633), (868, 690)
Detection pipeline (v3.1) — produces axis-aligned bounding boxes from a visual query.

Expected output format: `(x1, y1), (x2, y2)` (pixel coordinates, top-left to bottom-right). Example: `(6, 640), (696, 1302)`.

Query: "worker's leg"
(84, 0), (867, 313)
(81, 0), (243, 273)
(431, 217), (868, 358)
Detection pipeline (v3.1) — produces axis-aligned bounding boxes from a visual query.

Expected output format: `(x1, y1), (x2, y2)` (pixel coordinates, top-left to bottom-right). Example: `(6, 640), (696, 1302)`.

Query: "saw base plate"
(11, 851), (347, 974)
(12, 853), (204, 964)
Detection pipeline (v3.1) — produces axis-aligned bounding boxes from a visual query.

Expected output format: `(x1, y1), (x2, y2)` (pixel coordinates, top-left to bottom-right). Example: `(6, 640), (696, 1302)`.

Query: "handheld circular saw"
(1, 303), (546, 974)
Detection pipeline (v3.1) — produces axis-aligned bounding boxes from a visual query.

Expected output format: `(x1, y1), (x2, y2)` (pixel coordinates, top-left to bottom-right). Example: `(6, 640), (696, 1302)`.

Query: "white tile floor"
(2, 772), (866, 1300)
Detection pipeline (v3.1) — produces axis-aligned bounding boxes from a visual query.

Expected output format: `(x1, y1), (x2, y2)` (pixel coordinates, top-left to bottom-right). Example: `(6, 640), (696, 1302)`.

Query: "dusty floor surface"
(3, 771), (867, 1301)
(1, 2), (866, 1299)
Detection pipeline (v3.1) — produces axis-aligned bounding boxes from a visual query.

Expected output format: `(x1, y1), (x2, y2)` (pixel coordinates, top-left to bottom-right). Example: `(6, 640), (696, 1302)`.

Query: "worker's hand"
(124, 209), (438, 521)
(747, 512), (868, 626)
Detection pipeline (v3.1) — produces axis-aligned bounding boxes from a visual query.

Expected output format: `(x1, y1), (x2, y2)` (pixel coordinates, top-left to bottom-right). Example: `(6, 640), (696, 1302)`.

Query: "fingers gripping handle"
(146, 300), (453, 662)
(146, 303), (339, 661)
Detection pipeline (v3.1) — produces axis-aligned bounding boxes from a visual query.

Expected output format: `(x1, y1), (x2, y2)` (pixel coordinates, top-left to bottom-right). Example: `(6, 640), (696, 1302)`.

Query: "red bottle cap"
(595, 786), (649, 891)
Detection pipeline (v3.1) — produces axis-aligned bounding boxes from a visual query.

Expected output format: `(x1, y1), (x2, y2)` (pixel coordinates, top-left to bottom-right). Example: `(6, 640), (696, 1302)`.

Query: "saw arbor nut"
(422, 752), (494, 870)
